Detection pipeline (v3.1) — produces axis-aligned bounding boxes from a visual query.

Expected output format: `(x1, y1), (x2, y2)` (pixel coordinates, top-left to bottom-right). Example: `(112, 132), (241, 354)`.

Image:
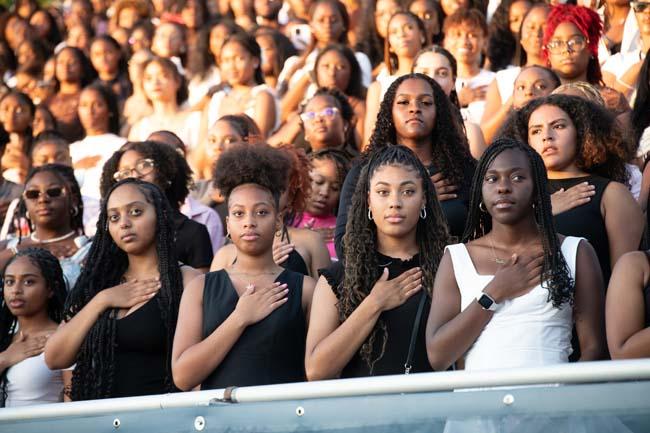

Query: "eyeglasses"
(300, 107), (340, 123)
(113, 158), (155, 182)
(23, 186), (66, 200)
(632, 1), (650, 13)
(546, 35), (588, 54)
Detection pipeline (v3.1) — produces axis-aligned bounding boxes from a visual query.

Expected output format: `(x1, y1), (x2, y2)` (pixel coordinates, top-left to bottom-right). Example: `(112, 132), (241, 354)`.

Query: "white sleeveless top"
(5, 353), (64, 407)
(446, 236), (582, 371)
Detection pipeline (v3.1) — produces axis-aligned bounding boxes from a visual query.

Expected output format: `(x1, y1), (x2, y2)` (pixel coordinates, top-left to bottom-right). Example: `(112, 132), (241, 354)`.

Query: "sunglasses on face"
(300, 107), (340, 123)
(23, 186), (66, 200)
(632, 1), (650, 12)
(113, 158), (155, 182)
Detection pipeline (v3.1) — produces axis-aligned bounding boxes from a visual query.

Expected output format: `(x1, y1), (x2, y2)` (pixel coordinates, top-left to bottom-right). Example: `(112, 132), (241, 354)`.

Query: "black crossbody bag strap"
(404, 291), (427, 374)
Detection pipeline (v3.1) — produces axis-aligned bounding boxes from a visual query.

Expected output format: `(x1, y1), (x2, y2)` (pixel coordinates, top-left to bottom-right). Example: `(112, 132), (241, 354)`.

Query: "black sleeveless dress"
(548, 175), (611, 282)
(320, 253), (432, 378)
(201, 269), (307, 389)
(113, 297), (169, 397)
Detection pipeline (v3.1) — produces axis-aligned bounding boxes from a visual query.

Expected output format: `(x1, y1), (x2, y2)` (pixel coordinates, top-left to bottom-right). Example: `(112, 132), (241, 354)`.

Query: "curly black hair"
(0, 248), (67, 406)
(340, 144), (450, 371)
(100, 141), (193, 209)
(462, 137), (575, 307)
(366, 73), (475, 187)
(213, 144), (292, 208)
(13, 164), (84, 242)
(500, 94), (629, 184)
(65, 179), (183, 400)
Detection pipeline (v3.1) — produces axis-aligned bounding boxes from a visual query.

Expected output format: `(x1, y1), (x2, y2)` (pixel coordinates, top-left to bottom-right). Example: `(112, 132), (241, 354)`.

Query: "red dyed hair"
(542, 4), (602, 62)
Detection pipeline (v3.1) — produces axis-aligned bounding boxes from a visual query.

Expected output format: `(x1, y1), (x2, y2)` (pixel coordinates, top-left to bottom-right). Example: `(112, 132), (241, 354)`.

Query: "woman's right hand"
(99, 278), (161, 309)
(368, 267), (422, 312)
(234, 282), (289, 326)
(273, 240), (295, 266)
(484, 252), (544, 303)
(2, 331), (49, 367)
(551, 182), (595, 215)
(430, 172), (458, 201)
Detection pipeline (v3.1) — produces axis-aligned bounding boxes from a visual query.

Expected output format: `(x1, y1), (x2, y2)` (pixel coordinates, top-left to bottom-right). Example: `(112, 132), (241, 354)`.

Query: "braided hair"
(340, 145), (450, 371)
(462, 138), (574, 307)
(14, 164), (84, 242)
(366, 73), (475, 187)
(64, 179), (183, 400)
(0, 248), (67, 406)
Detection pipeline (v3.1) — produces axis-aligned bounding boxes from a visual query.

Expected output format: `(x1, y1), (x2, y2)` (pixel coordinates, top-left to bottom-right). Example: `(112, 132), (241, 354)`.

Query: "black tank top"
(320, 253), (432, 378)
(201, 269), (307, 389)
(548, 175), (611, 282)
(113, 298), (168, 397)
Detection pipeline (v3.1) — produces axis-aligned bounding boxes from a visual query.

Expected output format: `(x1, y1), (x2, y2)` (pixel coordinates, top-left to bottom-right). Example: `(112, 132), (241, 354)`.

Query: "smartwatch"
(476, 292), (500, 312)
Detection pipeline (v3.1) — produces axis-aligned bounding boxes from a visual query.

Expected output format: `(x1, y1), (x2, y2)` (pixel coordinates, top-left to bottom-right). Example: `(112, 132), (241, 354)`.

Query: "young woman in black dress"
(502, 94), (643, 282)
(45, 179), (200, 400)
(306, 145), (450, 379)
(335, 73), (475, 258)
(172, 144), (315, 390)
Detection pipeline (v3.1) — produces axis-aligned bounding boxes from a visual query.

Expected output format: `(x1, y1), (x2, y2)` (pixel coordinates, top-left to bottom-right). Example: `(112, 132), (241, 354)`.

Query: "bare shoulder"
(181, 265), (203, 287)
(614, 250), (650, 273)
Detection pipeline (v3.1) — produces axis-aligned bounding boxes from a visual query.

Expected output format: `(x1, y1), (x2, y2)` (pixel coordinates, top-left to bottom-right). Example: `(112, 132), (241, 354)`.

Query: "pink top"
(293, 212), (338, 260)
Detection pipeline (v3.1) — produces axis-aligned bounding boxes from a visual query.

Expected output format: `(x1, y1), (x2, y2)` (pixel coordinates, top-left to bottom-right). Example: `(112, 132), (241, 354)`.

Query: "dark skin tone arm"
(426, 238), (605, 370)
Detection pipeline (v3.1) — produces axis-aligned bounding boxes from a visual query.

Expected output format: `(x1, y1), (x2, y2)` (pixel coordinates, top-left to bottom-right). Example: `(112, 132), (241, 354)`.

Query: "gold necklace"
(488, 235), (507, 265)
(228, 267), (280, 290)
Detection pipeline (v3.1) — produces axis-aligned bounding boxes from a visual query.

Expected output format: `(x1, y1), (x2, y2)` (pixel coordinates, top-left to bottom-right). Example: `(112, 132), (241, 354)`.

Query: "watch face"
(478, 294), (494, 309)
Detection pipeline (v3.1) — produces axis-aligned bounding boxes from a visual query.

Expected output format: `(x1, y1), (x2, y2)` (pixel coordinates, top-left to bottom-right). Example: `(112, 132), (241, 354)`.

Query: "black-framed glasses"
(300, 107), (340, 123)
(546, 35), (588, 54)
(632, 1), (650, 13)
(113, 158), (155, 182)
(23, 186), (66, 201)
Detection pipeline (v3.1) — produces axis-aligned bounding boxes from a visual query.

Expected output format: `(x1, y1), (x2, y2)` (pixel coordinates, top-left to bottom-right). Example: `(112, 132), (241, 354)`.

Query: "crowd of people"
(0, 0), (648, 411)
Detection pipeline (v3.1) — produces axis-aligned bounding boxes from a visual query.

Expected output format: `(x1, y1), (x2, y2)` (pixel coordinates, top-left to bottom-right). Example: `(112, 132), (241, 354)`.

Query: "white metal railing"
(1, 359), (650, 422)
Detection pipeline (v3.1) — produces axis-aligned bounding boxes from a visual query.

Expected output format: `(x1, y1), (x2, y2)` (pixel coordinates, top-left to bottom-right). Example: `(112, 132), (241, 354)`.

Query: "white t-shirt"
(129, 111), (202, 150)
(70, 133), (126, 201)
(494, 66), (521, 103)
(602, 49), (644, 80)
(5, 353), (66, 407)
(456, 69), (496, 124)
